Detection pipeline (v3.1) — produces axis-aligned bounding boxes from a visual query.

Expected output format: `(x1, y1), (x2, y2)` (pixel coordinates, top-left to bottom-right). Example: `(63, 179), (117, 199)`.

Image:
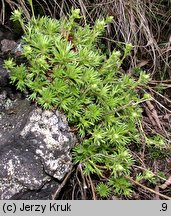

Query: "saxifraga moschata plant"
(4, 8), (156, 198)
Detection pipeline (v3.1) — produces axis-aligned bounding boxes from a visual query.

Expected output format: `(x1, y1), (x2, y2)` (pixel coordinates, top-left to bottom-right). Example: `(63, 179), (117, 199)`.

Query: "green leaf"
(96, 183), (111, 198)
(38, 87), (57, 109)
(4, 58), (16, 69)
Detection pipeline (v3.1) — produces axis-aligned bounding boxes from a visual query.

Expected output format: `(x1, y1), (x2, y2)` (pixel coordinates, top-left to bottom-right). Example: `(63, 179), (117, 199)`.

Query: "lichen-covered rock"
(20, 108), (75, 180)
(0, 89), (76, 200)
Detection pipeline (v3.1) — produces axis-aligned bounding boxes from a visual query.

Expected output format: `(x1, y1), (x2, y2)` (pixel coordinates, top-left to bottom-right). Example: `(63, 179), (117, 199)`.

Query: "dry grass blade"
(0, 0), (5, 24)
(146, 100), (163, 130)
(51, 168), (74, 200)
(160, 176), (171, 190)
(126, 176), (171, 200)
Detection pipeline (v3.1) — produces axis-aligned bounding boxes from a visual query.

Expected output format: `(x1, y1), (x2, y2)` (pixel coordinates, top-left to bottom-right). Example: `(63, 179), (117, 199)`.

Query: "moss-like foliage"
(4, 9), (152, 197)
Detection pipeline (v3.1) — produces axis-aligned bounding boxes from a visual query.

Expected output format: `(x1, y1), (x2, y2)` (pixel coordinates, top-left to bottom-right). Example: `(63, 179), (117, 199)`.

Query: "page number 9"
(160, 203), (167, 211)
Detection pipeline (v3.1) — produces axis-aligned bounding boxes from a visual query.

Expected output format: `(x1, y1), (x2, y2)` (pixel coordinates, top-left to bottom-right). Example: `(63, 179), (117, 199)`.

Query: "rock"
(0, 58), (9, 87)
(0, 89), (76, 199)
(1, 39), (17, 53)
(10, 180), (60, 200)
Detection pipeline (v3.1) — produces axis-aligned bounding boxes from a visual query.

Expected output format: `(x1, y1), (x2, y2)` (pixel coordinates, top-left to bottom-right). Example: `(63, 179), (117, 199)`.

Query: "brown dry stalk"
(51, 168), (74, 200)
(88, 174), (96, 200)
(148, 87), (171, 104)
(152, 97), (171, 114)
(125, 176), (171, 200)
(143, 103), (157, 128)
(160, 176), (171, 190)
(146, 100), (163, 130)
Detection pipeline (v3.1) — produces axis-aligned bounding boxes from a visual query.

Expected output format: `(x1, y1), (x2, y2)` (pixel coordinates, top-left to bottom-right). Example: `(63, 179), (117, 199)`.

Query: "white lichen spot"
(43, 110), (53, 118)
(36, 149), (44, 156)
(7, 160), (14, 176)
(46, 159), (59, 170)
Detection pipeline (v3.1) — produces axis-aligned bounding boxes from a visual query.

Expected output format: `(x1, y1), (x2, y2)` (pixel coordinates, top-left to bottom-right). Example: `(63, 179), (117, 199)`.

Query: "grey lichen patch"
(36, 148), (72, 180)
(0, 90), (8, 110)
(0, 147), (48, 199)
(20, 108), (73, 149)
(0, 88), (76, 199)
(0, 180), (24, 200)
(20, 108), (76, 180)
(6, 159), (15, 176)
(0, 90), (16, 111)
(3, 98), (14, 110)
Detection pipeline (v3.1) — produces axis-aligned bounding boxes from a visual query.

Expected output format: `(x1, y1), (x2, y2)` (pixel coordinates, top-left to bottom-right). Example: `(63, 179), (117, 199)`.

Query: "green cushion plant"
(4, 8), (153, 198)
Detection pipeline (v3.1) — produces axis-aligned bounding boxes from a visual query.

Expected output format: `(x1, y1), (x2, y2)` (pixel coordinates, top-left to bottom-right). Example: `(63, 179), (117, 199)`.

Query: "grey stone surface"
(1, 39), (17, 53)
(0, 89), (76, 200)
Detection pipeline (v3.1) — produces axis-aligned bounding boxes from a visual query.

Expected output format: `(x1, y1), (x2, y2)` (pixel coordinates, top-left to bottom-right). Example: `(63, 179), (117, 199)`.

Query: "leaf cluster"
(4, 9), (151, 198)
